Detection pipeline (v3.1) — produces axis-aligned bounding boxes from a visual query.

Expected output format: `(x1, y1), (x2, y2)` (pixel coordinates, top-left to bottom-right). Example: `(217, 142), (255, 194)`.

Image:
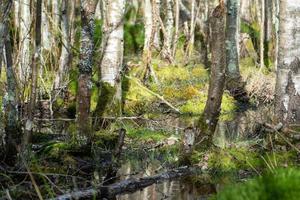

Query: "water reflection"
(115, 162), (216, 200)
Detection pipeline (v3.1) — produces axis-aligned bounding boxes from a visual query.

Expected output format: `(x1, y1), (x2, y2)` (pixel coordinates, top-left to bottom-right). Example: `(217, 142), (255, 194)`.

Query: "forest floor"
(1, 58), (300, 199)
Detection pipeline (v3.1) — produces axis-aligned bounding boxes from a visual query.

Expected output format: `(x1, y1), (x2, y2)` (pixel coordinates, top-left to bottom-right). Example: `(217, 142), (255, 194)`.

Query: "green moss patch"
(213, 168), (300, 200)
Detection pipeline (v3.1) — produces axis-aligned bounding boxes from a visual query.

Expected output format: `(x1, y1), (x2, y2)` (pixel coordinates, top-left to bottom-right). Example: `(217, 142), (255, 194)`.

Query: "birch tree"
(19, 0), (31, 84)
(260, 0), (265, 70)
(54, 0), (72, 90)
(42, 0), (51, 51)
(162, 0), (174, 59)
(153, 0), (161, 49)
(96, 0), (125, 117)
(76, 0), (97, 144)
(275, 0), (300, 127)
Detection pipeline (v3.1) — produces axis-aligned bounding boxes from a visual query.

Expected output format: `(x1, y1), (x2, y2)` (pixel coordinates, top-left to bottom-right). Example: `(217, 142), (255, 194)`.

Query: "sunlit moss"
(156, 65), (190, 83)
(191, 147), (261, 171)
(213, 168), (300, 200)
(220, 93), (237, 121)
(191, 65), (209, 79)
(126, 127), (171, 143)
(180, 97), (206, 115)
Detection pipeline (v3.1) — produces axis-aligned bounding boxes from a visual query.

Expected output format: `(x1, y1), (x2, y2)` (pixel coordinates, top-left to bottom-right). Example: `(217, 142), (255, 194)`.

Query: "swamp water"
(20, 105), (289, 199)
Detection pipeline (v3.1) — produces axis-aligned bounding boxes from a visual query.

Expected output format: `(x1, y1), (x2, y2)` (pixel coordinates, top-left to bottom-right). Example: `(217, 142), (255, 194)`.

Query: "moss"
(191, 65), (209, 79)
(191, 147), (261, 171)
(123, 76), (155, 115)
(179, 92), (236, 117)
(180, 97), (206, 115)
(213, 168), (300, 200)
(156, 65), (190, 83)
(94, 131), (119, 149)
(38, 141), (71, 159)
(220, 93), (237, 121)
(95, 82), (121, 117)
(127, 127), (171, 143)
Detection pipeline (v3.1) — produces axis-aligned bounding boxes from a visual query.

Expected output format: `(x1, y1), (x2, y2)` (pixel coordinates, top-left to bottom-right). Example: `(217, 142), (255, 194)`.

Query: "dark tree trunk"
(76, 0), (97, 145)
(0, 0), (21, 166)
(4, 26), (20, 166)
(199, 2), (226, 142)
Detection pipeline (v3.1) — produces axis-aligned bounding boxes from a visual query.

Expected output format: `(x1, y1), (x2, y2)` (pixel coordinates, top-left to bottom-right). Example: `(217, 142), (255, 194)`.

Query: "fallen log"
(50, 166), (199, 200)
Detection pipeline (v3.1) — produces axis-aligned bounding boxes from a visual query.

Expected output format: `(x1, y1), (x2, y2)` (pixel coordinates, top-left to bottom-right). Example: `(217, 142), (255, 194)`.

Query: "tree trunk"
(153, 0), (161, 49)
(260, 0), (265, 70)
(144, 0), (153, 53)
(275, 0), (300, 127)
(225, 0), (247, 101)
(53, 0), (71, 90)
(76, 0), (97, 144)
(162, 0), (174, 59)
(42, 0), (51, 51)
(172, 0), (180, 57)
(19, 0), (31, 84)
(52, 0), (60, 31)
(200, 2), (226, 142)
(96, 0), (125, 117)
(24, 0), (42, 147)
(0, 0), (20, 165)
(95, 0), (102, 20)
(4, 30), (20, 166)
(263, 0), (273, 68)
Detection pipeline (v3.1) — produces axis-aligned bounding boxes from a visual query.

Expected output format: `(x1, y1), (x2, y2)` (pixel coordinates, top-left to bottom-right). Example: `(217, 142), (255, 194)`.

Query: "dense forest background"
(0, 0), (300, 199)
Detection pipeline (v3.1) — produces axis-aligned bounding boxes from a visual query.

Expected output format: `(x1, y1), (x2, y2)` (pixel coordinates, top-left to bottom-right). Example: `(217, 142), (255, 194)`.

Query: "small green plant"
(212, 168), (300, 200)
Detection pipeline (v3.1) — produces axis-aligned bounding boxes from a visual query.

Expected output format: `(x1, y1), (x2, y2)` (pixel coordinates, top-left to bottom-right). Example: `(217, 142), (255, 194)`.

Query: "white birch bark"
(163, 0), (174, 57)
(275, 0), (300, 125)
(42, 0), (51, 50)
(260, 0), (265, 70)
(101, 0), (125, 88)
(54, 0), (70, 90)
(52, 0), (60, 30)
(153, 0), (160, 49)
(144, 0), (153, 52)
(95, 0), (102, 20)
(172, 0), (179, 57)
(13, 0), (20, 29)
(19, 0), (31, 83)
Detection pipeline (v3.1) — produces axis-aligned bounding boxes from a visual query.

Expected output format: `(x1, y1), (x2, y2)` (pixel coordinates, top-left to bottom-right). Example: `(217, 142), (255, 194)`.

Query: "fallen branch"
(50, 166), (199, 200)
(125, 75), (181, 114)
